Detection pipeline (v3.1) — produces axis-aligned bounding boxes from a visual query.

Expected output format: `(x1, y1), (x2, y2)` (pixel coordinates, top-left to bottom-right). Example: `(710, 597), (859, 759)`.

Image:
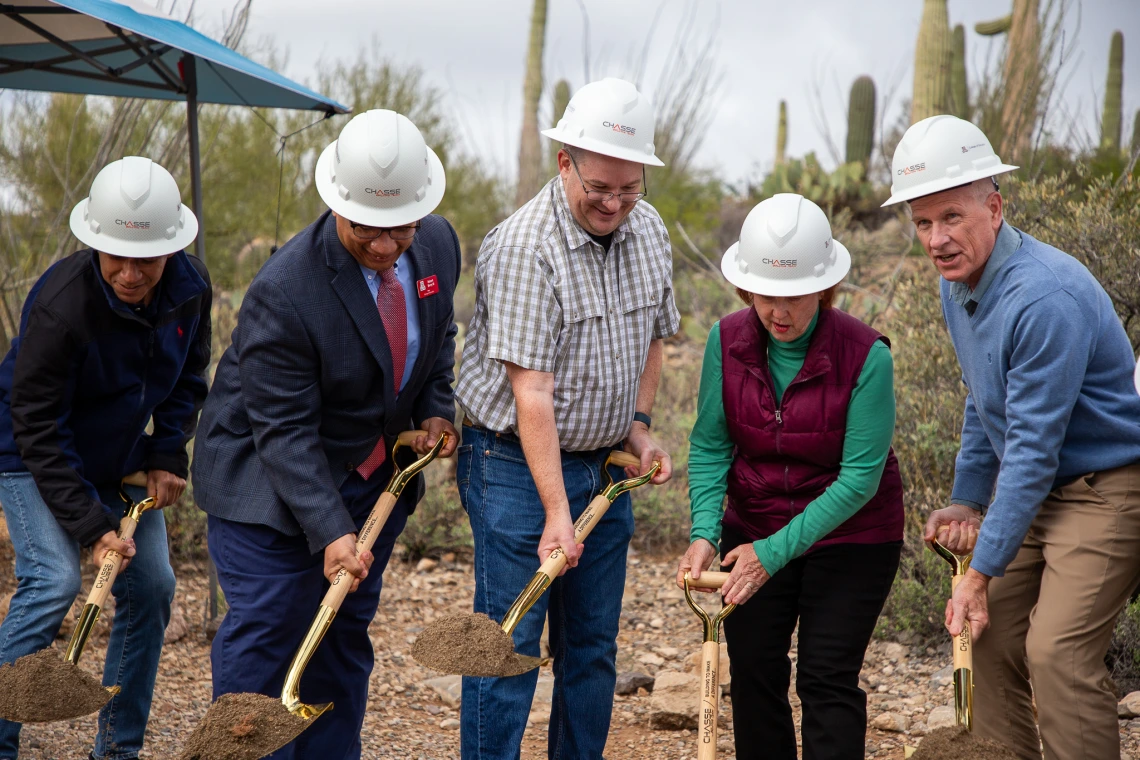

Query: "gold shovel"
(683, 572), (735, 760)
(176, 431), (447, 760)
(0, 472), (152, 723)
(65, 471), (154, 670)
(904, 538), (974, 759)
(413, 450), (658, 677)
(281, 430), (448, 720)
(931, 537), (973, 731)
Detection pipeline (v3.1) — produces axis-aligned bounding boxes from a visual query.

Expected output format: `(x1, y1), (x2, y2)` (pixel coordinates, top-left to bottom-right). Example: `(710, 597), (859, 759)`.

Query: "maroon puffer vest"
(719, 306), (903, 548)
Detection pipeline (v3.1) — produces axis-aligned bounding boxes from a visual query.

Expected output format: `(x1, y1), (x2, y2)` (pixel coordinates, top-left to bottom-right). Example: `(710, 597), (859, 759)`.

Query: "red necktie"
(357, 267), (408, 480)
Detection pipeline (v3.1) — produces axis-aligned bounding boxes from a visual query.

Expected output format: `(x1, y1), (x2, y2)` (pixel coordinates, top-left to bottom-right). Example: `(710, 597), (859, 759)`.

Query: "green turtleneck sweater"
(687, 309), (896, 576)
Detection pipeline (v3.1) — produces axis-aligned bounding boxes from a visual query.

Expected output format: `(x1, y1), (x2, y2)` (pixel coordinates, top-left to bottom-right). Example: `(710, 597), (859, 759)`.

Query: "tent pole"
(182, 54), (205, 263)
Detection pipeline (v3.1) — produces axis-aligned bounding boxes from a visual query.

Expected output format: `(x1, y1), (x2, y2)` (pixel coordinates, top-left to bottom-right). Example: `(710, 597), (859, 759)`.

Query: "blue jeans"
(208, 471), (407, 760)
(0, 471), (175, 760)
(459, 427), (634, 760)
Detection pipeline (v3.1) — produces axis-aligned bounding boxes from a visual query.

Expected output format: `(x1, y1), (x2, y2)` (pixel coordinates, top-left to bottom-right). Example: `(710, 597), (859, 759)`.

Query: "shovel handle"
(322, 491), (400, 613)
(951, 574), (972, 672)
(538, 491), (614, 580)
(697, 639), (720, 760)
(608, 450), (641, 469)
(686, 571), (730, 589)
(87, 513), (140, 610)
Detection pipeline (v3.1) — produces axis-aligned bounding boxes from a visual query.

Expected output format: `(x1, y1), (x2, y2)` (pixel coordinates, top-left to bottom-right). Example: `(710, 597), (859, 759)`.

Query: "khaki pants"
(975, 462), (1140, 760)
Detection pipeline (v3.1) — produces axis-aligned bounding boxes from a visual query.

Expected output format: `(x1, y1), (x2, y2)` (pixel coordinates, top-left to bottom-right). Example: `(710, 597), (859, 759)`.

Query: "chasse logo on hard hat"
(897, 162), (927, 176)
(365, 188), (401, 197)
(762, 258), (798, 268)
(115, 219), (151, 229)
(602, 121), (636, 136)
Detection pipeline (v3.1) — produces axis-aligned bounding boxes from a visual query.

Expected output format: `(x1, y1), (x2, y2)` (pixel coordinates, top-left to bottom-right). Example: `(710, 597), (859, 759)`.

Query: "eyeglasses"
(350, 221), (421, 241)
(567, 152), (647, 204)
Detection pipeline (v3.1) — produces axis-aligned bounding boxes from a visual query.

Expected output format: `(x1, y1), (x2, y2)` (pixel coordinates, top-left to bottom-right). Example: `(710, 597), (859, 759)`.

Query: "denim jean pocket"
(456, 444), (473, 513)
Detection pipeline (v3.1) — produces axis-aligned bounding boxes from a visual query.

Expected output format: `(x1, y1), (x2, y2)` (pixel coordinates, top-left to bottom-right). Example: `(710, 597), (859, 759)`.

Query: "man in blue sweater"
(885, 115), (1140, 759)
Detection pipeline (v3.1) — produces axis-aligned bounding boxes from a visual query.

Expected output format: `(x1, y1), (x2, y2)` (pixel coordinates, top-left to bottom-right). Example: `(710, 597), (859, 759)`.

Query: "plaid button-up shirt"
(456, 177), (680, 452)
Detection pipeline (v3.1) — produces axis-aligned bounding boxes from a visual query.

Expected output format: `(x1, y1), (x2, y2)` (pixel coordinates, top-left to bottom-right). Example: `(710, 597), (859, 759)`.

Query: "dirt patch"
(176, 692), (308, 760)
(412, 612), (542, 677)
(0, 648), (111, 722)
(911, 726), (1020, 760)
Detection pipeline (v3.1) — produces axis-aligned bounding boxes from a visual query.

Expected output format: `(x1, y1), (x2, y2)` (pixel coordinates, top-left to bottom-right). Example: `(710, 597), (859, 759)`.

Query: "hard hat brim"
(1134, 356), (1140, 396)
(68, 200), (199, 258)
(881, 163), (1019, 206)
(314, 141), (447, 227)
(721, 237), (852, 298)
(541, 127), (665, 167)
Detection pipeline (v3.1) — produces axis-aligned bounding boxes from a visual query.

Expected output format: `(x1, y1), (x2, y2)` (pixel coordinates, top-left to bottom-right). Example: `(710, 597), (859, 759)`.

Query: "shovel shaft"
(88, 515), (139, 609)
(950, 574), (974, 730)
(538, 493), (612, 580)
(322, 492), (399, 613)
(697, 640), (720, 760)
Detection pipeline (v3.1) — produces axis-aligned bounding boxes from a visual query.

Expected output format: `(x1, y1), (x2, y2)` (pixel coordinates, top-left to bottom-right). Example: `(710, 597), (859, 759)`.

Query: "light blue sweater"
(942, 226), (1140, 577)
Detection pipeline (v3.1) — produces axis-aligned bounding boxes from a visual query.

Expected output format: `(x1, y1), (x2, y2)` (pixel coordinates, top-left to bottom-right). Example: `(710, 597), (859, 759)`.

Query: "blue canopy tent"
(0, 0), (350, 629)
(0, 0), (351, 262)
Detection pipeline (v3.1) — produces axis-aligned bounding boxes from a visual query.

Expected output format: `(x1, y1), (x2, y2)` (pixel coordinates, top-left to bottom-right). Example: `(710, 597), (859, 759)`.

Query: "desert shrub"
(1107, 597), (1140, 697)
(398, 459), (471, 561)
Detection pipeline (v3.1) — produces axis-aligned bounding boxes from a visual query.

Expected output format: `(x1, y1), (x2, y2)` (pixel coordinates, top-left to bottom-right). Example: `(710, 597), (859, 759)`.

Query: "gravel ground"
(2, 535), (1139, 759)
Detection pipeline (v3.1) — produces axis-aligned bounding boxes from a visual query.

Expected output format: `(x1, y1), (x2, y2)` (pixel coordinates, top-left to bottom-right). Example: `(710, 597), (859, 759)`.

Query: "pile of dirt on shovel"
(0, 648), (110, 722)
(911, 726), (1020, 760)
(177, 693), (308, 760)
(412, 612), (522, 676)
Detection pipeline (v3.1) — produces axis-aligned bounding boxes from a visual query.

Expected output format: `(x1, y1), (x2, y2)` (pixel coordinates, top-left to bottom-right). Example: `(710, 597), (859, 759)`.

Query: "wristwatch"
(633, 411), (652, 430)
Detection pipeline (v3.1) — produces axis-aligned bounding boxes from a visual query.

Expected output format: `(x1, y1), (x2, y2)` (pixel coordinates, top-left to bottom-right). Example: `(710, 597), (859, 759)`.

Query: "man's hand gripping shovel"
(0, 472), (153, 723)
(412, 450), (659, 678)
(176, 431), (446, 760)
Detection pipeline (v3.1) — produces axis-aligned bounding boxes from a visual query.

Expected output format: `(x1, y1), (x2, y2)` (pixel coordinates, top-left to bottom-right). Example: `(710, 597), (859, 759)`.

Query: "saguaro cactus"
(776, 100), (787, 166)
(977, 0), (1040, 160)
(1101, 31), (1124, 152)
(845, 76), (876, 167)
(1132, 109), (1140, 156)
(911, 0), (952, 123)
(951, 24), (970, 119)
(548, 79), (571, 174)
(515, 0), (548, 208)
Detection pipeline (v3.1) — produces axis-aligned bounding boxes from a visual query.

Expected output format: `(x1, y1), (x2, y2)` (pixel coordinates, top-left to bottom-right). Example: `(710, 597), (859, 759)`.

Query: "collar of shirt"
(949, 220), (1022, 310)
(359, 254), (411, 302)
(550, 175), (646, 253)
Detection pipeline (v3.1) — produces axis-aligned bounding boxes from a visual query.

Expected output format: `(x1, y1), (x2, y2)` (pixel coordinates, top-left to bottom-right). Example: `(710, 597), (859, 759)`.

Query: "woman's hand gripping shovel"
(0, 472), (153, 723)
(176, 431), (446, 760)
(904, 535), (974, 758)
(682, 571), (734, 760)
(412, 450), (659, 678)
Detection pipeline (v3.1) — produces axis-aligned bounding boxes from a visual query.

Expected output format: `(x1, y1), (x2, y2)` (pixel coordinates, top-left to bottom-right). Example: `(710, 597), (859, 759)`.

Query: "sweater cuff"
(952, 499), (987, 513)
(72, 508), (119, 548)
(690, 526), (721, 549)
(969, 534), (1015, 578)
(951, 471), (996, 506)
(146, 449), (190, 480)
(754, 539), (785, 578)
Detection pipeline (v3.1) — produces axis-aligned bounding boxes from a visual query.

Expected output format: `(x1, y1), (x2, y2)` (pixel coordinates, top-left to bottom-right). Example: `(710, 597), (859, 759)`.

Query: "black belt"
(462, 421), (618, 460)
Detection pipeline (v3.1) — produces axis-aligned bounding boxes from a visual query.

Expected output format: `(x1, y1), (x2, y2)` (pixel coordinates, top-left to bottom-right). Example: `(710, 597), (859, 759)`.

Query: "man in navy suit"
(192, 110), (460, 759)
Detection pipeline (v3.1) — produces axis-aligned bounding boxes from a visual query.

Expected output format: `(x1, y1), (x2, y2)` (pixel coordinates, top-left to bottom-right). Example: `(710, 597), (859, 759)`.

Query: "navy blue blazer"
(192, 211), (460, 553)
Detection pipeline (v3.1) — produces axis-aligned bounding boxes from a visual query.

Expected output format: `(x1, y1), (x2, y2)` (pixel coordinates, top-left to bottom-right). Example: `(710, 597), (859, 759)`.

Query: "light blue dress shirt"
(359, 252), (420, 392)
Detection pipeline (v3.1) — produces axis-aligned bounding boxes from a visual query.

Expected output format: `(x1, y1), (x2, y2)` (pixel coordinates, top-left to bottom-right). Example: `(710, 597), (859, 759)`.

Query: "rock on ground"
(615, 672), (654, 695)
(1121, 691), (1140, 719)
(648, 671), (699, 730)
(927, 705), (957, 730)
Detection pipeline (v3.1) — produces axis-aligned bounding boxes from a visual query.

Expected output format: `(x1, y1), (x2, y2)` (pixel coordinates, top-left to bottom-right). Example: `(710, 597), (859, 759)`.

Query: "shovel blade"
(413, 613), (548, 677)
(287, 700), (332, 722)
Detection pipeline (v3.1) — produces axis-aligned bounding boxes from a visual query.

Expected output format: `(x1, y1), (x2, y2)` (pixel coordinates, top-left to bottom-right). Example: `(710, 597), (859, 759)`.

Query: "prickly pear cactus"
(845, 76), (876, 166)
(1102, 31), (1124, 152)
(912, 0), (952, 123)
(776, 100), (787, 166)
(951, 24), (969, 119)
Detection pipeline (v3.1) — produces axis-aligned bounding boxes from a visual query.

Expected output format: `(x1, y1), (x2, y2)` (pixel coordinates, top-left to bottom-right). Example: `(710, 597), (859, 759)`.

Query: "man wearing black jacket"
(0, 157), (211, 760)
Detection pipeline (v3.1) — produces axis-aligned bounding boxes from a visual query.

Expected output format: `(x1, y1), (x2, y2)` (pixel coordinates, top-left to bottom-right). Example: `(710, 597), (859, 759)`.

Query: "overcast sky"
(4, 0), (1137, 189)
(177, 0), (1138, 185)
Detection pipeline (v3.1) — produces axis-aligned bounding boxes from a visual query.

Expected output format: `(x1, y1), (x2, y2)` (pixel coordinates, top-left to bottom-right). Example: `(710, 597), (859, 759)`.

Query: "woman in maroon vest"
(675, 194), (903, 760)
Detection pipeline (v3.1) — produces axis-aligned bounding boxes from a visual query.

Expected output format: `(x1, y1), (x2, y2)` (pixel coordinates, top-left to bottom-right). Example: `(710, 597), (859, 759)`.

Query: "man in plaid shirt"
(455, 78), (678, 759)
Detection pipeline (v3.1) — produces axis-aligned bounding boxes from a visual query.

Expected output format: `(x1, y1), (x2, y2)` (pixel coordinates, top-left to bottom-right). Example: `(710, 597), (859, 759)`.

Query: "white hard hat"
(721, 194), (851, 298)
(1134, 355), (1140, 396)
(68, 156), (198, 258)
(315, 109), (446, 228)
(541, 77), (664, 167)
(882, 115), (1018, 206)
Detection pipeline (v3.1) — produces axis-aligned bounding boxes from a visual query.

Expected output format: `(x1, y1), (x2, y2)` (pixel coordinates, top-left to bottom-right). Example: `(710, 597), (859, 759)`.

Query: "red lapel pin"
(416, 275), (439, 298)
